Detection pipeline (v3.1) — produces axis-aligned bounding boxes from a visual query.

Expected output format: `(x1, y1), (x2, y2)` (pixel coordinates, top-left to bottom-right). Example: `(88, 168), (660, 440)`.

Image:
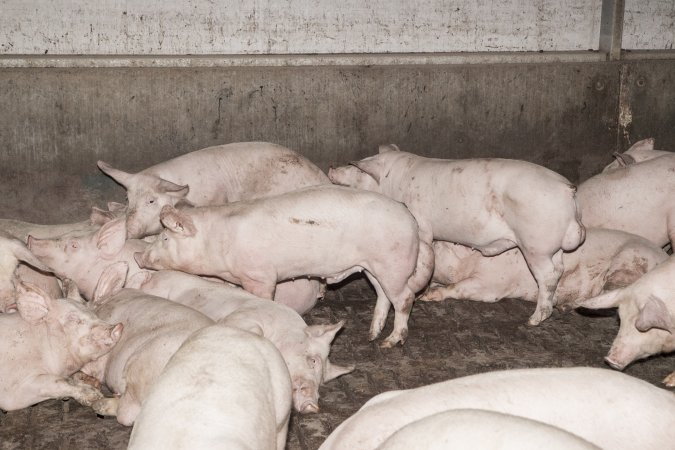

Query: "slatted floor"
(1, 277), (673, 450)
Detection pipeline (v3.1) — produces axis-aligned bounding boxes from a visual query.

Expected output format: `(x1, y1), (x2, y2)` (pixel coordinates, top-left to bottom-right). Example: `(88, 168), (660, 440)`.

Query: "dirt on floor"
(1, 276), (673, 450)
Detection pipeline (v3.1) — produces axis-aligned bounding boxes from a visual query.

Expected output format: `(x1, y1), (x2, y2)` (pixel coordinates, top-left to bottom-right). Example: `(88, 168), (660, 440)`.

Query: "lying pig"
(376, 409), (599, 450)
(602, 138), (671, 172)
(128, 325), (292, 450)
(0, 281), (123, 411)
(421, 228), (667, 307)
(97, 141), (330, 239)
(578, 154), (675, 247)
(134, 185), (434, 347)
(319, 367), (675, 450)
(81, 262), (214, 425)
(571, 255), (675, 383)
(0, 231), (54, 312)
(27, 217), (148, 301)
(130, 270), (353, 413)
(329, 145), (585, 325)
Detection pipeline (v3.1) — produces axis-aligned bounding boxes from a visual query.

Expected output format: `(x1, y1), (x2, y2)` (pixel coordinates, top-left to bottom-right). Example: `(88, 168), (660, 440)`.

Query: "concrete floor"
(1, 277), (673, 450)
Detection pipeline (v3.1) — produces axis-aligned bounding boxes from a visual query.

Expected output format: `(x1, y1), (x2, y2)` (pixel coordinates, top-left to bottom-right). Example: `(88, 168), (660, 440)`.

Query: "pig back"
(578, 155), (675, 246)
(144, 142), (329, 205)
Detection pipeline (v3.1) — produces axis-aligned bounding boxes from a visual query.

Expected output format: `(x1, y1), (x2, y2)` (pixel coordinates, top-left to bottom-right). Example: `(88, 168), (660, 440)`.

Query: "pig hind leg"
(421, 278), (503, 303)
(364, 272), (414, 348)
(522, 250), (563, 325)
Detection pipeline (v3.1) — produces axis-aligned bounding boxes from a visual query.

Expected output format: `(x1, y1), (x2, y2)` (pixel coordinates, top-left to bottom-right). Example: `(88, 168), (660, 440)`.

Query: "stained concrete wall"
(1, 0), (603, 54)
(624, 0), (675, 50)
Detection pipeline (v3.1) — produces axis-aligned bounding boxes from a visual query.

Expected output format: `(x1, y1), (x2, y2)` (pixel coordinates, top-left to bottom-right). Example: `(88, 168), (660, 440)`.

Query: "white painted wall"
(623, 0), (675, 50)
(1, 0), (603, 55)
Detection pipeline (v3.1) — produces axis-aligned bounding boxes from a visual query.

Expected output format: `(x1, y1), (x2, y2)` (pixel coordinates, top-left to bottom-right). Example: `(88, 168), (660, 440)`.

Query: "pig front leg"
(523, 250), (563, 326)
(663, 371), (675, 388)
(34, 374), (104, 407)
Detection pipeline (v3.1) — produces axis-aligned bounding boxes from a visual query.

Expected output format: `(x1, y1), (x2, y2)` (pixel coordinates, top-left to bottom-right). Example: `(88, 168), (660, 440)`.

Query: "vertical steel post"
(599, 0), (625, 61)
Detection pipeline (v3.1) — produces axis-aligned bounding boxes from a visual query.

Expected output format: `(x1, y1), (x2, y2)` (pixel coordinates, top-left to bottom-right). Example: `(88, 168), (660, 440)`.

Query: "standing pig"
(98, 141), (329, 313)
(130, 269), (354, 413)
(134, 185), (434, 347)
(421, 228), (667, 307)
(0, 281), (123, 411)
(319, 367), (675, 450)
(0, 231), (54, 313)
(571, 255), (675, 384)
(81, 263), (214, 425)
(27, 217), (148, 301)
(329, 145), (585, 325)
(128, 325), (292, 450)
(578, 154), (675, 247)
(602, 138), (671, 172)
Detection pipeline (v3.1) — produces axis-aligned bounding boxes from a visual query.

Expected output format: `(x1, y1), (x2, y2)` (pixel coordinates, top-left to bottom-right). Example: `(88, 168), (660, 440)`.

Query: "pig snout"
(604, 345), (633, 371)
(292, 378), (319, 414)
(133, 251), (155, 270)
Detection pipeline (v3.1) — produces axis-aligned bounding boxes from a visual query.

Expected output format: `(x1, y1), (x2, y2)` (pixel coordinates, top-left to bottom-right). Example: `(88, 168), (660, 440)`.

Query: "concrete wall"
(624, 0), (675, 50)
(1, 0), (603, 54)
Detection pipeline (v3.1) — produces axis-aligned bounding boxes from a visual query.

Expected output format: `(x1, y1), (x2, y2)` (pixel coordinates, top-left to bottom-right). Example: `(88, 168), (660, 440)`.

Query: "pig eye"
(66, 313), (83, 324)
(147, 198), (156, 205)
(69, 240), (79, 250)
(307, 356), (318, 368)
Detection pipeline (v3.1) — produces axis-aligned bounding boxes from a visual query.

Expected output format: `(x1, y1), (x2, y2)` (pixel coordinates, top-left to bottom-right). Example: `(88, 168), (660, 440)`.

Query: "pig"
(0, 280), (123, 411)
(97, 141), (330, 239)
(602, 138), (671, 172)
(0, 231), (54, 312)
(420, 228), (667, 308)
(570, 255), (675, 381)
(27, 217), (148, 301)
(578, 154), (675, 247)
(328, 145), (585, 325)
(318, 367), (675, 450)
(80, 262), (214, 425)
(130, 269), (354, 413)
(375, 409), (599, 450)
(134, 185), (434, 348)
(128, 325), (292, 450)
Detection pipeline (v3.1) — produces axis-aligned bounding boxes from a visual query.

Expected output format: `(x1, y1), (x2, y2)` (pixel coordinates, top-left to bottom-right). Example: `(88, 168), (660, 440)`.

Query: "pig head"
(27, 217), (147, 300)
(273, 320), (354, 413)
(0, 281), (123, 411)
(98, 161), (191, 238)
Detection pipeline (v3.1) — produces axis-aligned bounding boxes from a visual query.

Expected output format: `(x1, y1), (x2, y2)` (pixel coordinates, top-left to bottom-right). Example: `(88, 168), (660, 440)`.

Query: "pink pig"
(134, 185), (434, 347)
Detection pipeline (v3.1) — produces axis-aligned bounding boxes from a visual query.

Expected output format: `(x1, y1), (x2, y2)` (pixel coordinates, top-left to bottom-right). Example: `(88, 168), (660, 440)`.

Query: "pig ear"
(627, 138), (655, 152)
(324, 359), (355, 382)
(98, 161), (133, 189)
(635, 295), (673, 333)
(160, 205), (196, 237)
(125, 270), (152, 289)
(378, 144), (400, 154)
(157, 178), (189, 199)
(107, 201), (127, 213)
(8, 238), (52, 273)
(95, 218), (127, 257)
(349, 156), (384, 183)
(612, 152), (636, 167)
(305, 320), (345, 343)
(62, 279), (85, 303)
(90, 206), (117, 226)
(93, 262), (128, 304)
(16, 282), (52, 324)
(575, 289), (623, 309)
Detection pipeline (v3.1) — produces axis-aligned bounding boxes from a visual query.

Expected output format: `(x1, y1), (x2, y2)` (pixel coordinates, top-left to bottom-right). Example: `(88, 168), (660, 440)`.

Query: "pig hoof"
(92, 397), (119, 417)
(418, 289), (444, 302)
(662, 372), (675, 387)
(527, 307), (552, 326)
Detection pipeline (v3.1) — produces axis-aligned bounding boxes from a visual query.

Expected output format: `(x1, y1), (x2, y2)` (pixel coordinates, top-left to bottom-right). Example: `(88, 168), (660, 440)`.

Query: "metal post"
(599, 0), (625, 61)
